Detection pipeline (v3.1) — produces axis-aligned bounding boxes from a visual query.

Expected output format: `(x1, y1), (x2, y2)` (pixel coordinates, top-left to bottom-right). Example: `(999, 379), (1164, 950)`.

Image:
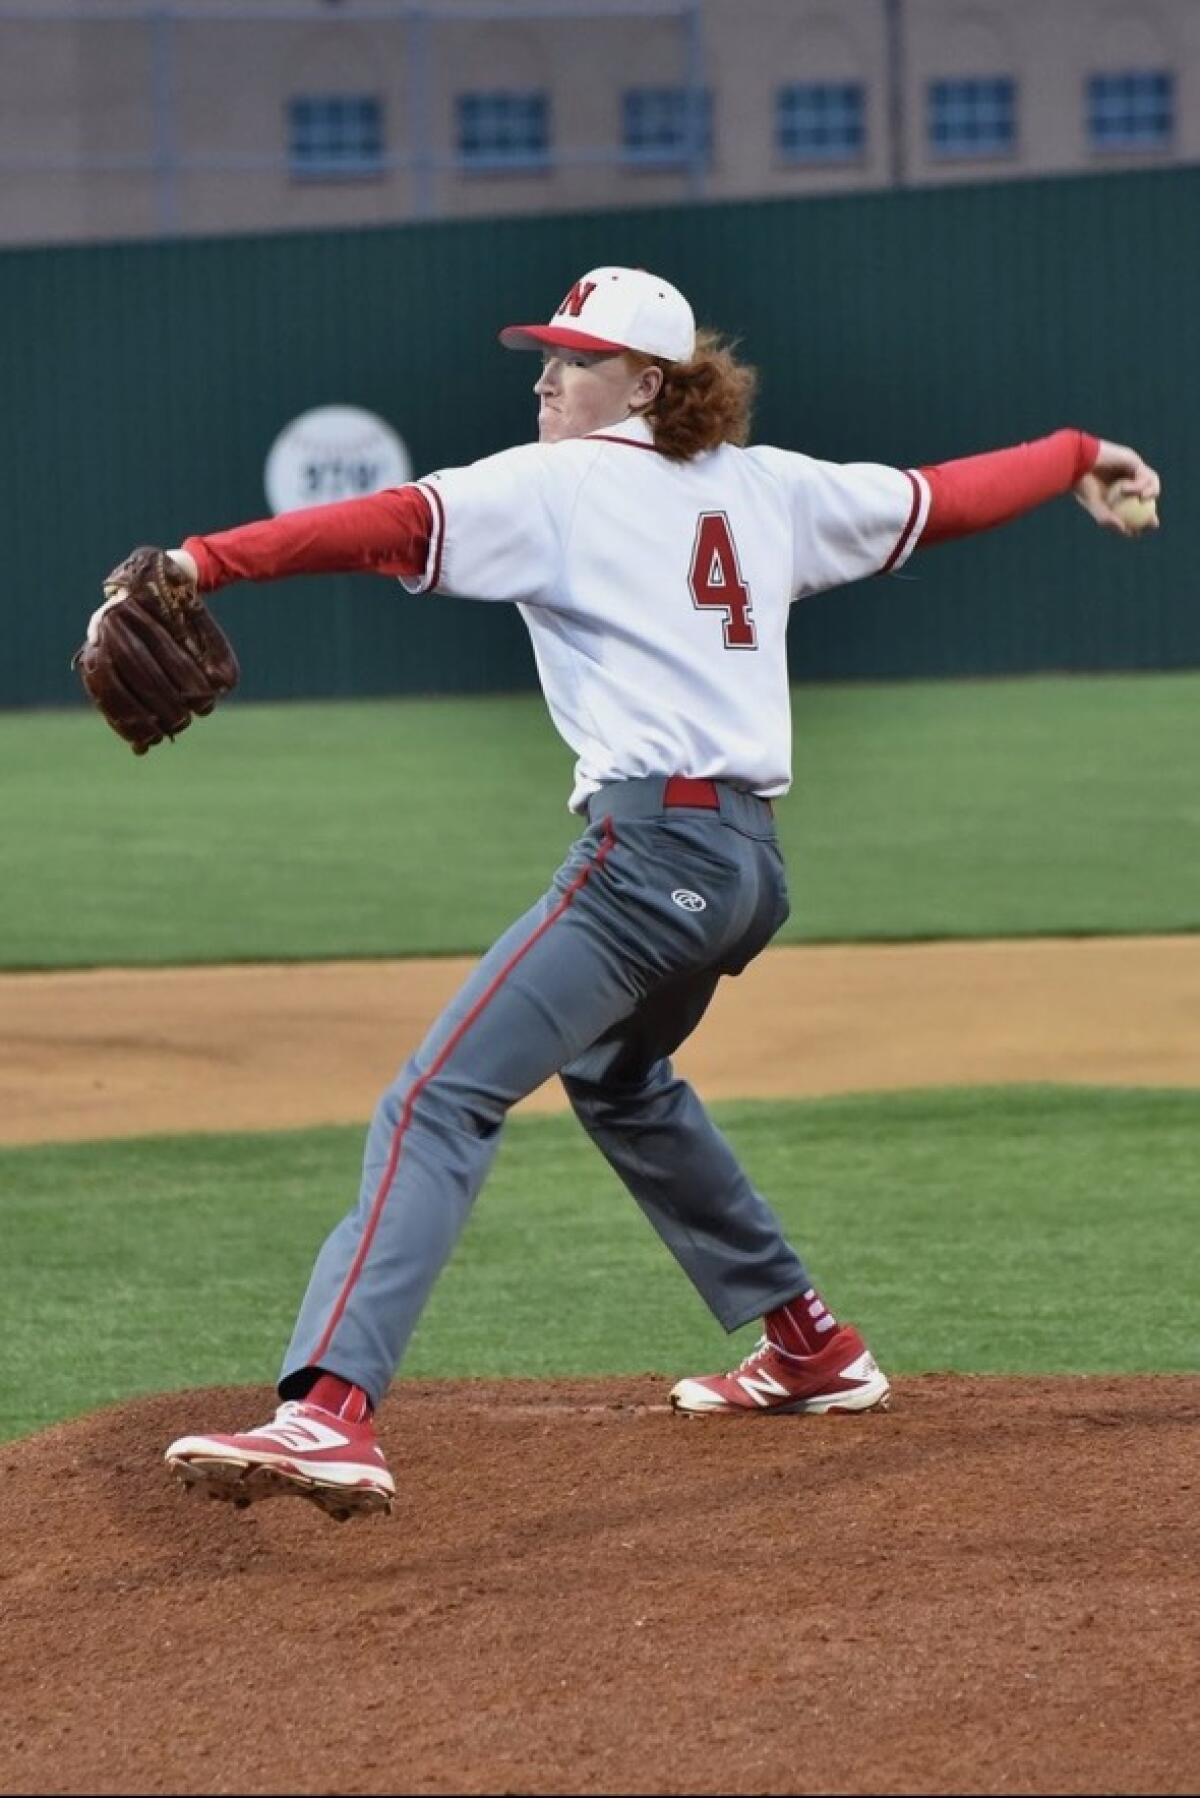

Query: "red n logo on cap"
(556, 279), (597, 319)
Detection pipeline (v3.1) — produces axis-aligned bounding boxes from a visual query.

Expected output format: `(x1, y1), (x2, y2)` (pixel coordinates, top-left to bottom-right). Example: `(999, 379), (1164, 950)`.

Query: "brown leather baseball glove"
(73, 546), (239, 755)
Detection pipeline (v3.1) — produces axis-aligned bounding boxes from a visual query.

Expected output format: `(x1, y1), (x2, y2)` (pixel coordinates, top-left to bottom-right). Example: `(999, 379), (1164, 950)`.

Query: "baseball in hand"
(1107, 484), (1159, 535)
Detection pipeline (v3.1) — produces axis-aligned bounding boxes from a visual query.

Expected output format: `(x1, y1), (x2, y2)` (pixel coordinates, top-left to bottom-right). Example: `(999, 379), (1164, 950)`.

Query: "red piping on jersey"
(880, 471), (924, 574)
(585, 433), (661, 452)
(419, 481), (447, 591)
(309, 816), (619, 1370)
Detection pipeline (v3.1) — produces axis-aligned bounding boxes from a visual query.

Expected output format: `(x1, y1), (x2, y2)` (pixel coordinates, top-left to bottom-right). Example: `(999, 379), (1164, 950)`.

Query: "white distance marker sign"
(264, 405), (413, 514)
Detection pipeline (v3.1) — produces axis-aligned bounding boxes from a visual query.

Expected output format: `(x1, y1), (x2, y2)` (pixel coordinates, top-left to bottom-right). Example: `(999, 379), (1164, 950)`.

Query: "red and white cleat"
(165, 1401), (395, 1522)
(670, 1323), (891, 1417)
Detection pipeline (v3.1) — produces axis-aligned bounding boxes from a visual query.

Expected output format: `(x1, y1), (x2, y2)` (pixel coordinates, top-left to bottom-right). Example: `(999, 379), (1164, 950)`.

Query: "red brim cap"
(498, 323), (631, 355)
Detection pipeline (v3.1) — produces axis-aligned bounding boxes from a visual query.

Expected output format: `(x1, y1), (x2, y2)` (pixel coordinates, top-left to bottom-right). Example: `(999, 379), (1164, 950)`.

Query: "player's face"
(534, 349), (660, 443)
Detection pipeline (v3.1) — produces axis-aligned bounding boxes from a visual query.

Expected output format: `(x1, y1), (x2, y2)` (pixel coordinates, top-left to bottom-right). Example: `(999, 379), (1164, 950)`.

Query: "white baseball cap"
(499, 265), (696, 362)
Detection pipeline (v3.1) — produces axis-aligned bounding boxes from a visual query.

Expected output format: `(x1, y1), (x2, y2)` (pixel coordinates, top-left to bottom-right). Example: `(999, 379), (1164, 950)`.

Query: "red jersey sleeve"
(181, 485), (434, 591)
(918, 429), (1100, 545)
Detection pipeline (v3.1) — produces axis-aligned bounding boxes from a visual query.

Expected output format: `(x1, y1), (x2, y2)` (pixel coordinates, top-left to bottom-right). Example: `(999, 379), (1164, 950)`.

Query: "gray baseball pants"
(280, 777), (813, 1408)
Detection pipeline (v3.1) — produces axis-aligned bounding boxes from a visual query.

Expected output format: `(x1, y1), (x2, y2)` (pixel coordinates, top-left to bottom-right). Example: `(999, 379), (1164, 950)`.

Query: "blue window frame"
(1087, 70), (1173, 151)
(287, 94), (384, 179)
(775, 82), (866, 163)
(621, 86), (713, 169)
(928, 77), (1016, 158)
(456, 91), (550, 171)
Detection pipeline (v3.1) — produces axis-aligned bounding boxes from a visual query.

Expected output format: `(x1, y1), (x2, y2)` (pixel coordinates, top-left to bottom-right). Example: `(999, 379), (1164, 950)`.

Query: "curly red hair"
(631, 329), (758, 461)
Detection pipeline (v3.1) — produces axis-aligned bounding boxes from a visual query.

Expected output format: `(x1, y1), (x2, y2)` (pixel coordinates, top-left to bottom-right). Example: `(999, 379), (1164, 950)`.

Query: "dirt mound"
(2, 1378), (1198, 1796)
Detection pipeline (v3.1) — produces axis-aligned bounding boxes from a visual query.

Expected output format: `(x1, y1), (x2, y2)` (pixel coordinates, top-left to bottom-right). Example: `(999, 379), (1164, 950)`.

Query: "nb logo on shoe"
(671, 889), (706, 912)
(254, 1415), (350, 1453)
(736, 1369), (790, 1405)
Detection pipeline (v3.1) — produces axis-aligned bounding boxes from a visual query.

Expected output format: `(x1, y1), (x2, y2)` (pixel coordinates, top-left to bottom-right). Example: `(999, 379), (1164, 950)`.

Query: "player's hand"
(1073, 439), (1161, 537)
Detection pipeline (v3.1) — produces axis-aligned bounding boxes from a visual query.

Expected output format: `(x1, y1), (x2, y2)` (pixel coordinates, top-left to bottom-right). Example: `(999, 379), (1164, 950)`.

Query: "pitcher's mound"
(2, 1375), (1197, 1796)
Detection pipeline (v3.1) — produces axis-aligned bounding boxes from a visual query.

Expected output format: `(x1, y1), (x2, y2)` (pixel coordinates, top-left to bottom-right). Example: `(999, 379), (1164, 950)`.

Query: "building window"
(1087, 70), (1173, 151)
(776, 83), (866, 164)
(621, 86), (713, 169)
(287, 95), (384, 179)
(928, 77), (1016, 158)
(456, 91), (550, 171)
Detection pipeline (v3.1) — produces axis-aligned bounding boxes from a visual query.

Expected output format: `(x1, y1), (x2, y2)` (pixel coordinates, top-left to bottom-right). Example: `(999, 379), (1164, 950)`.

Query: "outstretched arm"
(78, 486), (438, 754)
(919, 429), (1160, 546)
(168, 486), (436, 590)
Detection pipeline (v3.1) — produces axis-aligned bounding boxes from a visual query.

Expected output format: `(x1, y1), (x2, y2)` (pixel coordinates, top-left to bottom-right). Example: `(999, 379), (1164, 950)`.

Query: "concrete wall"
(0, 0), (1196, 244)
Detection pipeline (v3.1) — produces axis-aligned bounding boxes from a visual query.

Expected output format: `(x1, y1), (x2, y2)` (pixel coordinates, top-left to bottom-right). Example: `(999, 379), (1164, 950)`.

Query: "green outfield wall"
(3, 165), (1192, 708)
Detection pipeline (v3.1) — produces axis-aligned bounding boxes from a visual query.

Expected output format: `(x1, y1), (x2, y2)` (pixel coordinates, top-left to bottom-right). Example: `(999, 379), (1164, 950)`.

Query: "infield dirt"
(3, 936), (1198, 1794)
(2, 1378), (1198, 1796)
(4, 933), (1200, 1146)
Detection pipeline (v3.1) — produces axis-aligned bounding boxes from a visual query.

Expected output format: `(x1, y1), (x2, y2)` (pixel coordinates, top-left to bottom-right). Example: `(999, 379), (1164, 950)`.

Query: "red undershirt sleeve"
(181, 485), (434, 592)
(918, 429), (1100, 545)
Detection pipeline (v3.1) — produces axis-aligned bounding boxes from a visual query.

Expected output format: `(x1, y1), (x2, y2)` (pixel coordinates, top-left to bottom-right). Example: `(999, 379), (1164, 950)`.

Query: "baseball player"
(144, 266), (1159, 1521)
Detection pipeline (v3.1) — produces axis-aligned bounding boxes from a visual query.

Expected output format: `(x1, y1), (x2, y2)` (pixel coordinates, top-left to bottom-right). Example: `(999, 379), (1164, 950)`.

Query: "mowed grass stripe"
(1, 1086), (1196, 1442)
(2, 671), (1199, 967)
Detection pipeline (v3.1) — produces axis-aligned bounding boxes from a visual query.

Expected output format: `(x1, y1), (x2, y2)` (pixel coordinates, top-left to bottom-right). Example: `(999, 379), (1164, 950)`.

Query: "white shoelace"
(732, 1334), (808, 1373)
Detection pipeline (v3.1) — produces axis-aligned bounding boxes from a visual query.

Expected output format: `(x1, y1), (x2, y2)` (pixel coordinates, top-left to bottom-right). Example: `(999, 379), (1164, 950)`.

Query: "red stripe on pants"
(310, 817), (618, 1368)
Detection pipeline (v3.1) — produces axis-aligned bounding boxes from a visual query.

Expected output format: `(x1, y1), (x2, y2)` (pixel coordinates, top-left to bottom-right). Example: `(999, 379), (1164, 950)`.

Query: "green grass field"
(3, 671), (1199, 967)
(2, 1087), (1197, 1444)
(4, 674), (1197, 1442)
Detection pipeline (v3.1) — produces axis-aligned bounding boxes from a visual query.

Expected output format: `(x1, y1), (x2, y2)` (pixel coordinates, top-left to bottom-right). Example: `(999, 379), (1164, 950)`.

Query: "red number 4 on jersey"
(688, 512), (757, 649)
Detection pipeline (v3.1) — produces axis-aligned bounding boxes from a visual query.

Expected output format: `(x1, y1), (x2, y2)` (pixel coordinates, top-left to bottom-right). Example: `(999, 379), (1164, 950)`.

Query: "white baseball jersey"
(401, 415), (930, 811)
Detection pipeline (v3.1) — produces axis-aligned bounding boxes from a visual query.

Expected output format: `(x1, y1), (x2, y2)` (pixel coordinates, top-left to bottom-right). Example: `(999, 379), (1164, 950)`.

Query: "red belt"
(662, 776), (773, 815)
(663, 776), (720, 809)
